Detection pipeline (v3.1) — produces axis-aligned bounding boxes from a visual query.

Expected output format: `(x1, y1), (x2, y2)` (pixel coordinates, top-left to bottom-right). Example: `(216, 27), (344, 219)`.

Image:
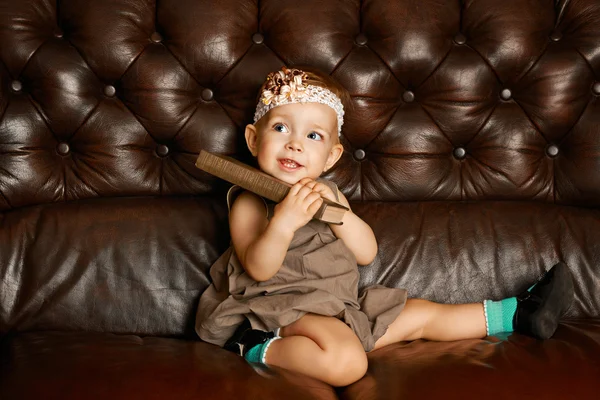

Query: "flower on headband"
(261, 67), (309, 105)
(254, 67), (346, 136)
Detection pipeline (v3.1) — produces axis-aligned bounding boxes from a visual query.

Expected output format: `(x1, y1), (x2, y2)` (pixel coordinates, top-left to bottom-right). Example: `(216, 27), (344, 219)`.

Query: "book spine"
(197, 151), (345, 224)
(202, 155), (288, 202)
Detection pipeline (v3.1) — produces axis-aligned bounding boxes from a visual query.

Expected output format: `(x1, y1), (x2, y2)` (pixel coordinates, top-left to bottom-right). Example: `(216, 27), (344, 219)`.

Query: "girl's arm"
(298, 178), (378, 266)
(230, 184), (323, 282)
(229, 191), (291, 282)
(328, 190), (378, 265)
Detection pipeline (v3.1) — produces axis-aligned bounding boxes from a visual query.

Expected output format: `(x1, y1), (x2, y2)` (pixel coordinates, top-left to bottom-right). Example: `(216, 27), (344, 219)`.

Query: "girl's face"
(245, 102), (344, 185)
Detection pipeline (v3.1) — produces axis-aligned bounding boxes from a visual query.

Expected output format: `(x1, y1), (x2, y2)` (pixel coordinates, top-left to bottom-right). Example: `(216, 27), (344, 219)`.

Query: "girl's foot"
(513, 262), (575, 339)
(223, 319), (281, 365)
(223, 319), (275, 356)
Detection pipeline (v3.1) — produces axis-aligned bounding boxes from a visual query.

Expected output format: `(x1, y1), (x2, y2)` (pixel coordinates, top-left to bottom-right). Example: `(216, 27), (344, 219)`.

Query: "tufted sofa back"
(1, 0), (600, 338)
(1, 0), (600, 208)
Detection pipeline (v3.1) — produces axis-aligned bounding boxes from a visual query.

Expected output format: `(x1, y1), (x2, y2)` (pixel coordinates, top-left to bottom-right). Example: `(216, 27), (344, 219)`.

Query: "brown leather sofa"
(1, 0), (600, 398)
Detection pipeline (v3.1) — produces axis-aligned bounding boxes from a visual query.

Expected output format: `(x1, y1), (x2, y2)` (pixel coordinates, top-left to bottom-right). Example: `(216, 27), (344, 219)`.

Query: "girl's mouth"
(278, 158), (303, 171)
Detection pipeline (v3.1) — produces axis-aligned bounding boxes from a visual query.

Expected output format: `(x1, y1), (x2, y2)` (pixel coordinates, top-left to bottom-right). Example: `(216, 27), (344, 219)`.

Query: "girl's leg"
(373, 262), (575, 351)
(266, 314), (368, 387)
(372, 299), (486, 350)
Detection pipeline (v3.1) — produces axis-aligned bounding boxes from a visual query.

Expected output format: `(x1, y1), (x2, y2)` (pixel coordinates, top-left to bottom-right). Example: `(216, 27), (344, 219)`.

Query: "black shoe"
(513, 262), (574, 339)
(223, 318), (274, 356)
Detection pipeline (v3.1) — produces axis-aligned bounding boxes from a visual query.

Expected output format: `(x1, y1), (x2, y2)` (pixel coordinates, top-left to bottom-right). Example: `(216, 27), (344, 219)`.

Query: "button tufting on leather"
(549, 30), (562, 42)
(252, 33), (264, 44)
(54, 31), (63, 38)
(11, 80), (22, 92)
(453, 147), (466, 159)
(104, 85), (116, 97)
(150, 32), (162, 43)
(546, 144), (559, 157)
(353, 149), (366, 161)
(355, 33), (368, 46)
(500, 88), (512, 100)
(201, 88), (214, 101)
(156, 144), (169, 157)
(57, 142), (70, 156)
(592, 82), (600, 95)
(402, 91), (415, 103)
(453, 33), (467, 45)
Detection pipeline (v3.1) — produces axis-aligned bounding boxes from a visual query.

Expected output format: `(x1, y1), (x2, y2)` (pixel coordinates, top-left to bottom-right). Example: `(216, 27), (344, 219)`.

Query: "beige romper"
(195, 180), (407, 352)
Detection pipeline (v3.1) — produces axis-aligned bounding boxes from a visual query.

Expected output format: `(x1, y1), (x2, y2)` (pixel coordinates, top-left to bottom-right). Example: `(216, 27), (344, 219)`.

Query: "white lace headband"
(253, 68), (345, 136)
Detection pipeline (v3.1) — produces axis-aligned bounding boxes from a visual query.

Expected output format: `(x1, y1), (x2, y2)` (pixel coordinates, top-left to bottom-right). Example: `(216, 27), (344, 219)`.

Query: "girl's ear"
(323, 143), (344, 172)
(245, 124), (258, 156)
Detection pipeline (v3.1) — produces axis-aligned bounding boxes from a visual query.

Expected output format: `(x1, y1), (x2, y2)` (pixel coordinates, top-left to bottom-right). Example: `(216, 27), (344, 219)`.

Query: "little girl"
(196, 66), (574, 387)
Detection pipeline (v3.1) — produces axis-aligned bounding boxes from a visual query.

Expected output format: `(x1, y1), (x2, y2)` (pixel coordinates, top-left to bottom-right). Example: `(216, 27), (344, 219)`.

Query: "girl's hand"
(271, 181), (324, 234)
(297, 177), (337, 202)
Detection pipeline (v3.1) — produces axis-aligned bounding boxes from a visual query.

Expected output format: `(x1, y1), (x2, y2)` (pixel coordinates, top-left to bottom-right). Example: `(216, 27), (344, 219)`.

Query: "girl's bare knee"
(323, 345), (368, 387)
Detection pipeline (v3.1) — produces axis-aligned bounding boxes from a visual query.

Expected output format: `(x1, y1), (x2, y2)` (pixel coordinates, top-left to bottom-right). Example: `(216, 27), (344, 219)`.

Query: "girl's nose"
(286, 139), (303, 152)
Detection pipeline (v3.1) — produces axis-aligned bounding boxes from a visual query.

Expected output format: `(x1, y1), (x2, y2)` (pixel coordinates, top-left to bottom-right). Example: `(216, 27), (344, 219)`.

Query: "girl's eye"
(307, 132), (323, 141)
(274, 123), (288, 133)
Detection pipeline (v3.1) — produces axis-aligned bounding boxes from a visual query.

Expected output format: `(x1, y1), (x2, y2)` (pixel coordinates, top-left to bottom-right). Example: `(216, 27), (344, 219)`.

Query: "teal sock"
(484, 297), (518, 335)
(244, 337), (280, 364)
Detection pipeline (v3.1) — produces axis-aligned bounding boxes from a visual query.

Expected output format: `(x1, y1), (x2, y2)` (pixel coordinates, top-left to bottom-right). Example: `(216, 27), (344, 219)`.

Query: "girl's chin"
(276, 175), (303, 185)
(260, 164), (319, 184)
(271, 171), (317, 185)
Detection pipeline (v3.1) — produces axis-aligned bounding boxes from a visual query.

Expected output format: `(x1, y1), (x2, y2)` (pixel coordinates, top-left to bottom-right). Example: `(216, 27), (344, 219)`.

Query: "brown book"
(195, 150), (348, 224)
